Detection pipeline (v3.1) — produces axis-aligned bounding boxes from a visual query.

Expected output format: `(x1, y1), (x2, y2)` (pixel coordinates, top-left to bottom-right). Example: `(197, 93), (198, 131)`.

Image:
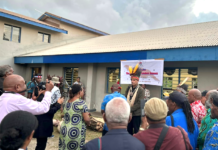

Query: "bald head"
(3, 74), (26, 95)
(188, 89), (202, 103)
(111, 84), (121, 93)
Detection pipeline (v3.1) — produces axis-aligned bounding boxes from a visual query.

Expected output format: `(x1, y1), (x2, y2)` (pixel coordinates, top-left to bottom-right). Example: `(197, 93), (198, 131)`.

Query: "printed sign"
(120, 60), (164, 86)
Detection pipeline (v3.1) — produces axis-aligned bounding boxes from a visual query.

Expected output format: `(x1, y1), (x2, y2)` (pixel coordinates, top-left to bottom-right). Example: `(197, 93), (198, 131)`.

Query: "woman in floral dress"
(59, 84), (90, 150)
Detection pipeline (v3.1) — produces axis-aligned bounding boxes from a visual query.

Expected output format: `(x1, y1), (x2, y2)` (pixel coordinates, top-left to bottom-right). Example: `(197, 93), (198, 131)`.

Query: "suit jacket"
(125, 85), (145, 116)
(83, 129), (145, 150)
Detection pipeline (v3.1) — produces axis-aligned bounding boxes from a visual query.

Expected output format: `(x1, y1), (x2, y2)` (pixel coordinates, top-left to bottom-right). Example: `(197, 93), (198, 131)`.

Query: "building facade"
(0, 8), (106, 77)
(2, 9), (218, 112)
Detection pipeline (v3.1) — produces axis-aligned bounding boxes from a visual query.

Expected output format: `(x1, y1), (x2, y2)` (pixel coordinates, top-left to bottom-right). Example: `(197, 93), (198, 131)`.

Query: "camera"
(37, 82), (46, 90)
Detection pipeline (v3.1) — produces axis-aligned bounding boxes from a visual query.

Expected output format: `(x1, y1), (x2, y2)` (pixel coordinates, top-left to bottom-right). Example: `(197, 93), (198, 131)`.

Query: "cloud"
(0, 0), (218, 34)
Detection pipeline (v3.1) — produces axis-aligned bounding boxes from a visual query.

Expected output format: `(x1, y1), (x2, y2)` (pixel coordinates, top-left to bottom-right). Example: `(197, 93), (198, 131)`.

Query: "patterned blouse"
(203, 122), (218, 150)
(59, 99), (88, 150)
(191, 100), (206, 128)
(198, 109), (217, 150)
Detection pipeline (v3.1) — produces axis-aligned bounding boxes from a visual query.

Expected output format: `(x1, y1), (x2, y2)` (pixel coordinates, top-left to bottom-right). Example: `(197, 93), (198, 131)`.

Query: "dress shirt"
(101, 91), (126, 131)
(0, 91), (51, 123)
(203, 122), (218, 150)
(166, 108), (199, 150)
(191, 100), (206, 128)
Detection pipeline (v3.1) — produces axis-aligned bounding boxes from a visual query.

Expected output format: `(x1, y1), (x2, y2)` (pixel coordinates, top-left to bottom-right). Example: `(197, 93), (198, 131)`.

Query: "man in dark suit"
(83, 97), (145, 150)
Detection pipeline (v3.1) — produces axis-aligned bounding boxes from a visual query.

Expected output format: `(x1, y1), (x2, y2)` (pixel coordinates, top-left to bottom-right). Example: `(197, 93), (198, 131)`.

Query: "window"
(3, 24), (21, 43)
(163, 77), (173, 89)
(64, 68), (78, 88)
(38, 32), (50, 43)
(192, 78), (198, 88)
(106, 68), (129, 95)
(31, 68), (42, 79)
(163, 68), (198, 95)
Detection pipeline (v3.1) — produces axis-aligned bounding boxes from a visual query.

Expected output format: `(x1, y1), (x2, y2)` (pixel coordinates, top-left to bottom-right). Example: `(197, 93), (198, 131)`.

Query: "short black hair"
(202, 90), (208, 97)
(77, 77), (80, 79)
(0, 111), (38, 150)
(69, 84), (82, 99)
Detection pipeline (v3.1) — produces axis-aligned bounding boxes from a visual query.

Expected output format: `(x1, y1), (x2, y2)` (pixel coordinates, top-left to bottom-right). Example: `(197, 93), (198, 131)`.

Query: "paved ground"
(28, 111), (102, 150)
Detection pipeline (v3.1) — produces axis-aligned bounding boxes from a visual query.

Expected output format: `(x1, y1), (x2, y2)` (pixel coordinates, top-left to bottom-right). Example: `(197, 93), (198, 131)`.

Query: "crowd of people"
(0, 64), (218, 150)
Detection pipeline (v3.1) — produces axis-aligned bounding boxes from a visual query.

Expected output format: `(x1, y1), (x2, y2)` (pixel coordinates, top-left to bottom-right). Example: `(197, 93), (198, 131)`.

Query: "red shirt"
(191, 100), (206, 128)
(134, 124), (192, 150)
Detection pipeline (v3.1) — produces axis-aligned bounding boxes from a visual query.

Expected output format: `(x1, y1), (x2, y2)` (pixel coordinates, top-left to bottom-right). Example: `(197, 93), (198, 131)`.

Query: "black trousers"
(127, 116), (141, 135)
(102, 130), (108, 136)
(35, 137), (48, 150)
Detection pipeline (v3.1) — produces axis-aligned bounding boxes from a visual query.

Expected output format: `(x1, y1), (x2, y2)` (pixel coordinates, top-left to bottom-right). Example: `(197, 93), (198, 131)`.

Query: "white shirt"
(0, 91), (51, 123)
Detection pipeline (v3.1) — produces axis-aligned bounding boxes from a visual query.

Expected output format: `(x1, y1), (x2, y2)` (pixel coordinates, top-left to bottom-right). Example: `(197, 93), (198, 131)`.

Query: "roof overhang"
(14, 46), (218, 64)
(15, 51), (147, 64)
(0, 12), (68, 34)
(39, 13), (108, 36)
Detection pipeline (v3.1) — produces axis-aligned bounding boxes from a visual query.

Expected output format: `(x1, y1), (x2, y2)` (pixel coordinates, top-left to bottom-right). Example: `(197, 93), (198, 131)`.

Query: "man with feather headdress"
(125, 63), (145, 135)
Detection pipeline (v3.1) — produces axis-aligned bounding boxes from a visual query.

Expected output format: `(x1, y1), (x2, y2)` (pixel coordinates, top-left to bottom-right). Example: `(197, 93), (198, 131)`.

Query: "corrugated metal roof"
(20, 20), (218, 57)
(0, 8), (66, 31)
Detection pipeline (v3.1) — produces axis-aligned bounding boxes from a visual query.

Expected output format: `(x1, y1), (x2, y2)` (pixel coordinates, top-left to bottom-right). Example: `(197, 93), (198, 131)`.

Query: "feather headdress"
(129, 63), (142, 80)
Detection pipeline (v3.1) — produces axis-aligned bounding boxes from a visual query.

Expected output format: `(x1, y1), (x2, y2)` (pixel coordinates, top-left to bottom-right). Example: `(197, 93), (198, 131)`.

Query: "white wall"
(0, 16), (103, 78)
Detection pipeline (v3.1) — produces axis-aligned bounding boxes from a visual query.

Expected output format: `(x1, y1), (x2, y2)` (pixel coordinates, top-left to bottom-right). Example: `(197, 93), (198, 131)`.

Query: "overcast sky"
(1, 0), (218, 34)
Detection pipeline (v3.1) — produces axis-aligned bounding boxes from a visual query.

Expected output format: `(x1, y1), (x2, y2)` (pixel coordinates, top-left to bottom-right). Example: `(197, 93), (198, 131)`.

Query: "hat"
(129, 63), (142, 80)
(144, 97), (168, 120)
(177, 84), (188, 94)
(51, 77), (60, 84)
(169, 91), (188, 105)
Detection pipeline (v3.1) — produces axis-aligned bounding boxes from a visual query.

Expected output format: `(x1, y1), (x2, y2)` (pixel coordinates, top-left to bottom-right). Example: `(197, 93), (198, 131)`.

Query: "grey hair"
(206, 90), (218, 109)
(105, 97), (130, 125)
(0, 65), (12, 77)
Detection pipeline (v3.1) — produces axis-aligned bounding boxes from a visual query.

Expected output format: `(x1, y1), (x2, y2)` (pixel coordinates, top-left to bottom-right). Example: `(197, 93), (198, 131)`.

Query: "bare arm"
(27, 93), (32, 98)
(83, 112), (90, 126)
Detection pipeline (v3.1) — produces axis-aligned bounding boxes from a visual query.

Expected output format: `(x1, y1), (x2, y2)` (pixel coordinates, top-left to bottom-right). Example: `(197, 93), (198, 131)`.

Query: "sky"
(1, 0), (218, 34)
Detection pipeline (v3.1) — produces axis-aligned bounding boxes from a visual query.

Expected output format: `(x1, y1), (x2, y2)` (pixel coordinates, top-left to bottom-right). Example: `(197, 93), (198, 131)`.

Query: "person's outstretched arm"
(15, 79), (54, 115)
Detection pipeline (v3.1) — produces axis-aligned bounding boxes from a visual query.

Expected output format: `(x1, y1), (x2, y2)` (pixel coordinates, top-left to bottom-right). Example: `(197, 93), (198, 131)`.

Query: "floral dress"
(59, 99), (88, 150)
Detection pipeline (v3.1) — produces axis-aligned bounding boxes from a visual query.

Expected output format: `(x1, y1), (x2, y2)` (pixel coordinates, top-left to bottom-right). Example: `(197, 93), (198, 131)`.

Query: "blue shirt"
(101, 92), (127, 131)
(27, 82), (36, 93)
(166, 108), (199, 150)
(203, 122), (218, 150)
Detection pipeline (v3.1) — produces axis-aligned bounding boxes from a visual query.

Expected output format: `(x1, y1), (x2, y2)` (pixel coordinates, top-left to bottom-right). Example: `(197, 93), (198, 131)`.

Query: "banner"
(120, 60), (164, 86)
